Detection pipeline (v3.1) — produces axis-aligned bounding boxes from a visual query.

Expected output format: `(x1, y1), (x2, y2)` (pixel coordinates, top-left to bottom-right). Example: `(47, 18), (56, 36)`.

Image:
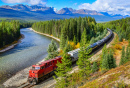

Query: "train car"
(68, 28), (113, 59)
(68, 48), (80, 62)
(28, 56), (62, 84)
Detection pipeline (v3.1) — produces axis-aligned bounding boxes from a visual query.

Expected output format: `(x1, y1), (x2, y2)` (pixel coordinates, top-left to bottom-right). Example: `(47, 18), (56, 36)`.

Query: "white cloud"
(78, 0), (130, 16)
(2, 0), (47, 5)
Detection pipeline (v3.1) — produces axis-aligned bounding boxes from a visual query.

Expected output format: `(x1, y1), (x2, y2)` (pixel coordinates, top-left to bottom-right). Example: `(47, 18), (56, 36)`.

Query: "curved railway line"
(18, 28), (114, 88)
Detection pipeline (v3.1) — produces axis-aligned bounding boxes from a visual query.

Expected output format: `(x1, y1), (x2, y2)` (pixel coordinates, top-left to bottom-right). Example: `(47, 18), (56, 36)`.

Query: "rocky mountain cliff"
(57, 7), (103, 15)
(0, 4), (56, 14)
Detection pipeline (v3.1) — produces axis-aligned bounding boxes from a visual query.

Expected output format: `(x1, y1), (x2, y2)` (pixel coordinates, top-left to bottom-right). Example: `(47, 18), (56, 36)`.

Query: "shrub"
(75, 42), (80, 49)
(114, 44), (122, 50)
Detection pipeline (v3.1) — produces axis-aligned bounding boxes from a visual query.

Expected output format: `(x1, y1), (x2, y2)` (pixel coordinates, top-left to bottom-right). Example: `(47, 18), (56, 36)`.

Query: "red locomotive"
(28, 56), (62, 84)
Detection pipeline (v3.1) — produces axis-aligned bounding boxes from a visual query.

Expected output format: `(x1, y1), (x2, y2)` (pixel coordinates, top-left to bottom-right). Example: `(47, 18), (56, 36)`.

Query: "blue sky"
(0, 0), (130, 16)
(46, 0), (96, 10)
(0, 0), (96, 10)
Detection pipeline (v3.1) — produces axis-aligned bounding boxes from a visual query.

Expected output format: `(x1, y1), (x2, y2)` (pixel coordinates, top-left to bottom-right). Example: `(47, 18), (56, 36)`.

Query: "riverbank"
(0, 34), (24, 53)
(29, 28), (60, 42)
(3, 28), (60, 88)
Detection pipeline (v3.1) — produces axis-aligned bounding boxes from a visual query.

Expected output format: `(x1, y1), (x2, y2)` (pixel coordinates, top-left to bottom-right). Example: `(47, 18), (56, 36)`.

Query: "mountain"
(0, 4), (56, 14)
(0, 4), (123, 22)
(57, 8), (74, 14)
(0, 8), (34, 18)
(74, 9), (103, 15)
(100, 12), (128, 18)
(99, 12), (111, 17)
(57, 7), (103, 15)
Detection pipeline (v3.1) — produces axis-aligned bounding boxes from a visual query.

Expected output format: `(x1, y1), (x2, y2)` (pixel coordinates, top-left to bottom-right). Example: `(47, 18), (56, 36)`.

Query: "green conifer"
(60, 31), (66, 49)
(101, 53), (109, 70)
(125, 46), (130, 62)
(65, 37), (72, 52)
(46, 39), (58, 60)
(90, 37), (95, 44)
(108, 50), (116, 69)
(101, 44), (109, 71)
(54, 43), (72, 87)
(92, 62), (98, 73)
(60, 25), (68, 50)
(119, 46), (126, 65)
(128, 47), (130, 61)
(73, 36), (77, 45)
(77, 28), (92, 78)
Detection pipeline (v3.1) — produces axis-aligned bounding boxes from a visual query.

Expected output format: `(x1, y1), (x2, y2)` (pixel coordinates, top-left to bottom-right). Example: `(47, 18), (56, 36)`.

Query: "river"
(0, 28), (59, 85)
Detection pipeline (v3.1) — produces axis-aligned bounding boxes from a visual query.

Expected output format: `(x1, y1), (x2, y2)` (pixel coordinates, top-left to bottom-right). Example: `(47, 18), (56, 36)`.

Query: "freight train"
(28, 28), (113, 84)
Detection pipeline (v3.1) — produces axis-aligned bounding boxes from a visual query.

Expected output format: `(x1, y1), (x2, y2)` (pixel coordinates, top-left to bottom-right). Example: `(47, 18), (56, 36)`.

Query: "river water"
(0, 28), (59, 85)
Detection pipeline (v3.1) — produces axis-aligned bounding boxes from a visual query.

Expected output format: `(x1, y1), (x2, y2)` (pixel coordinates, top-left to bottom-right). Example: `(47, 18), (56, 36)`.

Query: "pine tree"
(55, 49), (72, 77)
(80, 28), (87, 46)
(119, 46), (126, 65)
(90, 37), (95, 44)
(128, 35), (130, 46)
(102, 44), (107, 61)
(101, 53), (109, 71)
(60, 31), (66, 49)
(128, 47), (130, 61)
(125, 46), (130, 62)
(77, 18), (81, 43)
(54, 43), (72, 87)
(92, 62), (98, 73)
(46, 39), (58, 60)
(65, 37), (72, 52)
(77, 28), (92, 78)
(108, 50), (116, 69)
(126, 46), (128, 60)
(60, 25), (67, 49)
(73, 36), (77, 45)
(101, 44), (109, 71)
(129, 40), (130, 47)
(119, 33), (123, 42)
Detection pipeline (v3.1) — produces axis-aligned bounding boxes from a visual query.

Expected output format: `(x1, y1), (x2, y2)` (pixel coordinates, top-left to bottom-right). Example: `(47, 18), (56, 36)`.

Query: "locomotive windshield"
(32, 66), (40, 70)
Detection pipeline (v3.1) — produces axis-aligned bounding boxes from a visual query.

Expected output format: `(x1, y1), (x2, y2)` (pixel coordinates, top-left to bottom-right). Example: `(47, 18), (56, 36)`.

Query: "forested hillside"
(32, 16), (105, 49)
(52, 17), (130, 88)
(0, 21), (20, 48)
(103, 17), (130, 42)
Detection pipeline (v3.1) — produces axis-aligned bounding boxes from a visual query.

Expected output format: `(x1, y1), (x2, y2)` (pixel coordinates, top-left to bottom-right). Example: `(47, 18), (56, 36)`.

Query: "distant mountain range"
(0, 4), (127, 22)
(0, 4), (56, 14)
(0, 4), (102, 15)
(56, 7), (102, 15)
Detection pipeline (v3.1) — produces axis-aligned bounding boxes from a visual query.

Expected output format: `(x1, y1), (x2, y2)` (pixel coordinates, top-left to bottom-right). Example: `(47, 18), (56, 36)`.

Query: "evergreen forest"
(32, 16), (105, 49)
(0, 21), (20, 48)
(103, 17), (130, 42)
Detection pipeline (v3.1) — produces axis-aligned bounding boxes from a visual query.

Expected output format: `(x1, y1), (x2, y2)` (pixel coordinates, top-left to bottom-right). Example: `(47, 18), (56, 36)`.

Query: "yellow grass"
(80, 62), (130, 88)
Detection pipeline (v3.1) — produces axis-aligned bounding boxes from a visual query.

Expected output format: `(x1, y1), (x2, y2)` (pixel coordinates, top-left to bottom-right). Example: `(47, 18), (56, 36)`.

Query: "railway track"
(18, 83), (35, 88)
